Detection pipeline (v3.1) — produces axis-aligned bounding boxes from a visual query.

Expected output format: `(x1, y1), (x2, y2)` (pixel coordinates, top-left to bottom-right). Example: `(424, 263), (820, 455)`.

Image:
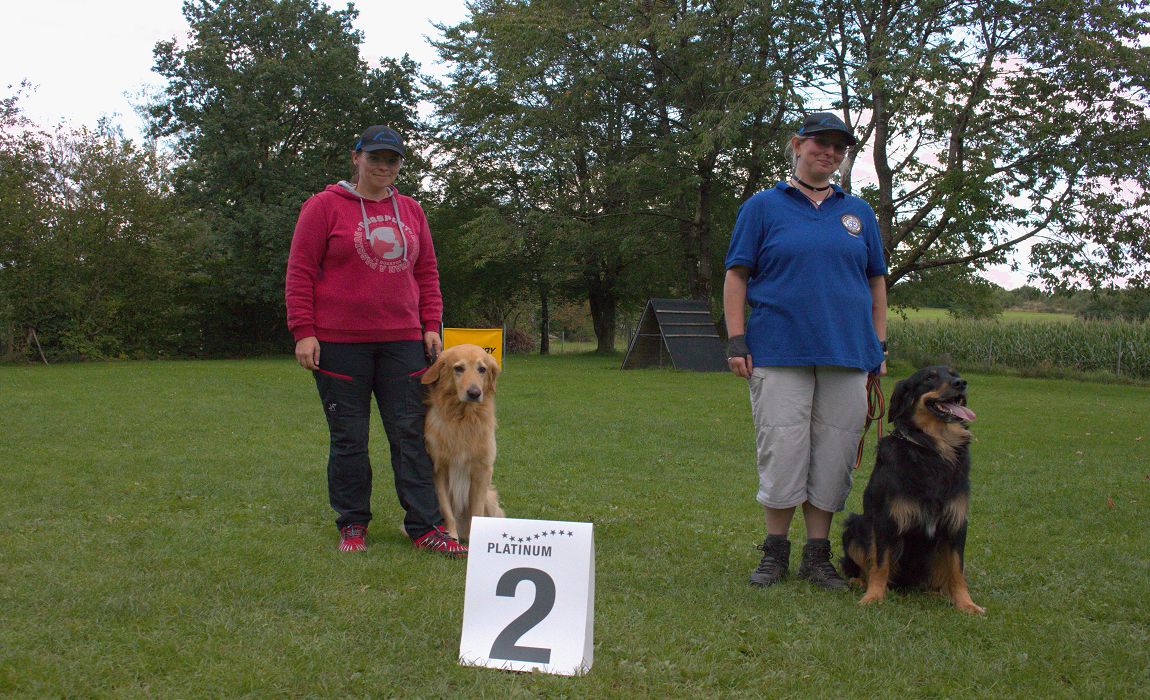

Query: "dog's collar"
(890, 427), (930, 450)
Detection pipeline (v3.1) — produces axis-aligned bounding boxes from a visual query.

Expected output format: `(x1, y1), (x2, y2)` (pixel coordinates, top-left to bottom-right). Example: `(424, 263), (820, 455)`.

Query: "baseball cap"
(798, 112), (857, 146)
(354, 125), (405, 156)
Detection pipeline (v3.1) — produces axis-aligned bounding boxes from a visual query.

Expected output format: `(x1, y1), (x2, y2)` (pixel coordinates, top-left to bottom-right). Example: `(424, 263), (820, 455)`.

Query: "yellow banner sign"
(443, 328), (504, 367)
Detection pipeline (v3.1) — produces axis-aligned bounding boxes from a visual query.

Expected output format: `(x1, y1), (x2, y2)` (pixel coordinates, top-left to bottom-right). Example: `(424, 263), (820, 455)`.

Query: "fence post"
(1116, 337), (1123, 377)
(986, 337), (993, 371)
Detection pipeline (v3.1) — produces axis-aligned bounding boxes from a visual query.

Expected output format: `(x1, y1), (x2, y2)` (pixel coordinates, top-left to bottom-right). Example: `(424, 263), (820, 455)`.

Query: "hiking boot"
(412, 525), (468, 559)
(339, 524), (368, 552)
(750, 535), (790, 587)
(798, 538), (848, 590)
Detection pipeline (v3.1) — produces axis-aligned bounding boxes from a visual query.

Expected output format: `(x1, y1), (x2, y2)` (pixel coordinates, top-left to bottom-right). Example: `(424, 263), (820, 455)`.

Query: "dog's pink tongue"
(941, 403), (976, 421)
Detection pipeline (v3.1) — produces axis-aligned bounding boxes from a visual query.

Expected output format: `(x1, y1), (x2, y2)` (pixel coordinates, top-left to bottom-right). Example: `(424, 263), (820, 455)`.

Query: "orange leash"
(854, 374), (886, 470)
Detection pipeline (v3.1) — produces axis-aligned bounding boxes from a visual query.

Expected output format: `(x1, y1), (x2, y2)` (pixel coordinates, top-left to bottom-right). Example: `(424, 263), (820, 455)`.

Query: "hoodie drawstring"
(339, 180), (407, 264)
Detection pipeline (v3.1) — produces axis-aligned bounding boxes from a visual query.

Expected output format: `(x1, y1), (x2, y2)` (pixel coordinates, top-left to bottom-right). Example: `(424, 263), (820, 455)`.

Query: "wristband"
(728, 334), (750, 360)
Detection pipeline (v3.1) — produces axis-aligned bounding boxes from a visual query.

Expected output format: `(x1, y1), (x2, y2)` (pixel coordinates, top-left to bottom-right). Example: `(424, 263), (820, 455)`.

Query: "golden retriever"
(421, 343), (505, 540)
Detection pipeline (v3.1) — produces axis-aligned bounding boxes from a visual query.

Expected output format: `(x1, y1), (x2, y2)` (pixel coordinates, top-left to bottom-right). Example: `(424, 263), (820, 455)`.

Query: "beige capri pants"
(748, 365), (868, 512)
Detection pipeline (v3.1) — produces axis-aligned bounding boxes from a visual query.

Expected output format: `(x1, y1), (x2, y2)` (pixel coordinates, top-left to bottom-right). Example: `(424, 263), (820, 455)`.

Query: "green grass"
(1, 355), (1147, 697)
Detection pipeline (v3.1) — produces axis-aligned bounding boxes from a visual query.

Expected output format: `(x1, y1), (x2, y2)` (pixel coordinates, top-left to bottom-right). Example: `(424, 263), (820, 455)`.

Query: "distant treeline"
(889, 275), (1150, 323)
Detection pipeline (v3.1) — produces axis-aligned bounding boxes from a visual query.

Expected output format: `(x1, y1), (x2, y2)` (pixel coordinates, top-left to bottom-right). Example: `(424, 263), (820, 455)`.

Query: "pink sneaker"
(338, 524), (367, 552)
(412, 526), (468, 559)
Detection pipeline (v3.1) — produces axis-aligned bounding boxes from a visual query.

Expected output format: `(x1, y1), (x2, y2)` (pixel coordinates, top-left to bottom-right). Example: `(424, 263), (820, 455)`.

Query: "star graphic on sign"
(550, 530), (557, 535)
(502, 533), (508, 539)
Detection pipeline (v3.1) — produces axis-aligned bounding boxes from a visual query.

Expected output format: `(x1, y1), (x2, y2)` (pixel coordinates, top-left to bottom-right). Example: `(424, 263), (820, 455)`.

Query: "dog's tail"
(486, 485), (505, 519)
(840, 513), (870, 579)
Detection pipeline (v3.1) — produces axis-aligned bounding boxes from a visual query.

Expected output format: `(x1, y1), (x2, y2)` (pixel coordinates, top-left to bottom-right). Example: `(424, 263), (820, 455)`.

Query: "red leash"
(854, 374), (886, 470)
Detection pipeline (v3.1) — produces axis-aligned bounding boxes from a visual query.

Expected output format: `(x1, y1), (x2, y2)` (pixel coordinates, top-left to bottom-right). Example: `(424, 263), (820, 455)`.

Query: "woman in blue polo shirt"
(723, 112), (888, 590)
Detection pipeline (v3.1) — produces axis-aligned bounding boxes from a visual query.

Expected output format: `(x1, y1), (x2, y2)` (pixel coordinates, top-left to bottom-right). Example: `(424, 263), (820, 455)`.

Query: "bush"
(505, 328), (536, 354)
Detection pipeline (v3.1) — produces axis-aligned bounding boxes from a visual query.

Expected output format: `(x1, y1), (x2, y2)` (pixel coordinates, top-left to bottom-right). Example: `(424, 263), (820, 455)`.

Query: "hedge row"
(889, 319), (1150, 380)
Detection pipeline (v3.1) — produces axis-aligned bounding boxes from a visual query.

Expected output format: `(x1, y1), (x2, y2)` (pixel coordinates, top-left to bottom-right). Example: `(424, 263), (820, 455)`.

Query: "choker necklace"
(791, 177), (829, 208)
(794, 177), (831, 192)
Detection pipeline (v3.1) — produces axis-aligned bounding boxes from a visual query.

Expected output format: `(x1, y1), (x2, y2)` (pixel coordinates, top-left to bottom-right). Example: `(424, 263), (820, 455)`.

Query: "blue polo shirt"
(724, 182), (887, 373)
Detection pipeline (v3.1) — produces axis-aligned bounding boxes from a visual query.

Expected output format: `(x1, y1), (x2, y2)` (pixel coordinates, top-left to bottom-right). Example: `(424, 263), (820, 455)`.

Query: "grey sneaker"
(750, 536), (790, 587)
(798, 539), (848, 590)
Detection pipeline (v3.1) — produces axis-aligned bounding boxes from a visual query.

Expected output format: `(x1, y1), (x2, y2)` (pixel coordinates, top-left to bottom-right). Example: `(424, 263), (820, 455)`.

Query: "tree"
(0, 85), (53, 359)
(147, 0), (423, 353)
(0, 88), (198, 360)
(619, 0), (825, 300)
(431, 0), (833, 351)
(887, 267), (1005, 318)
(430, 0), (681, 353)
(826, 0), (1150, 291)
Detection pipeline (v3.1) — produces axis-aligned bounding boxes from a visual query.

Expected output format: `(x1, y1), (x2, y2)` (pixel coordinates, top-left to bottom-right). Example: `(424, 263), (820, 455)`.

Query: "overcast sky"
(0, 0), (1028, 287)
(0, 0), (468, 139)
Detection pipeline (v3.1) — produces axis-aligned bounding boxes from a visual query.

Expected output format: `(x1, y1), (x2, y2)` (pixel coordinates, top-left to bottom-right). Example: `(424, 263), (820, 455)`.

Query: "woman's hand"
(424, 331), (442, 362)
(727, 334), (753, 379)
(295, 336), (320, 370)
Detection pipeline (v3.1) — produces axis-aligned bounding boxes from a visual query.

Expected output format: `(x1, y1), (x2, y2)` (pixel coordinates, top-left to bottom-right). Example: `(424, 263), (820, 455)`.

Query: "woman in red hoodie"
(285, 125), (465, 557)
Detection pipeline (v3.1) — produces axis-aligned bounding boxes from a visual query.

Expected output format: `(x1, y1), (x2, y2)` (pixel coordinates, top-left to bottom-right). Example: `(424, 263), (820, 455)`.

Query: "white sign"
(459, 517), (595, 676)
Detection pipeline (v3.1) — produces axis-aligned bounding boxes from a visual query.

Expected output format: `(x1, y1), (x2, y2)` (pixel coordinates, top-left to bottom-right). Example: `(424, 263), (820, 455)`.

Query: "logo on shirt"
(354, 214), (418, 272)
(368, 225), (404, 260)
(840, 214), (863, 236)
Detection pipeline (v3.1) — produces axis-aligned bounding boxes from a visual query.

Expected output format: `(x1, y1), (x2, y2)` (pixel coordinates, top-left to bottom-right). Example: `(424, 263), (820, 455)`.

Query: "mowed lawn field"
(1, 355), (1146, 697)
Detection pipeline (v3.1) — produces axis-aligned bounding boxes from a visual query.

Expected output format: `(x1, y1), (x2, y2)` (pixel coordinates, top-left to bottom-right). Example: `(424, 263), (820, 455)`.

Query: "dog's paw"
(858, 592), (885, 606)
(956, 601), (986, 615)
(848, 577), (866, 589)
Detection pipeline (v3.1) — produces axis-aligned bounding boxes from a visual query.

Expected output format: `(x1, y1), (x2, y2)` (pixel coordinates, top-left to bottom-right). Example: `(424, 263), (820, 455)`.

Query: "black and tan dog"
(841, 366), (985, 614)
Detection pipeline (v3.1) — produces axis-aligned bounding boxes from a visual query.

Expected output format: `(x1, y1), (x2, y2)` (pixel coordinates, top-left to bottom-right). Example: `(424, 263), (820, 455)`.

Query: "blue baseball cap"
(354, 125), (405, 156)
(798, 112), (857, 146)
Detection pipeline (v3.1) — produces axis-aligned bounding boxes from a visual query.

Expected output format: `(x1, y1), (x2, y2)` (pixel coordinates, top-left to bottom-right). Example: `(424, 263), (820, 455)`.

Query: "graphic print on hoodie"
(285, 181), (442, 344)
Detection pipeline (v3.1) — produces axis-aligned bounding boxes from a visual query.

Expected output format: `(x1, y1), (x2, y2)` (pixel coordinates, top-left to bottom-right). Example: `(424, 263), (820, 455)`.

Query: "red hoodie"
(285, 182), (442, 343)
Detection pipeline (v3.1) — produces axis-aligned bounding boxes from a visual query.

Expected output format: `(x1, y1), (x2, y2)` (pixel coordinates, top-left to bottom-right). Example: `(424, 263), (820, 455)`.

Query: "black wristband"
(728, 334), (750, 359)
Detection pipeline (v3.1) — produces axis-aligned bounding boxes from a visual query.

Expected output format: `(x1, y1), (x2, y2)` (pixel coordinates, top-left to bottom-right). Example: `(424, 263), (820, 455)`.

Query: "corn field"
(889, 319), (1150, 380)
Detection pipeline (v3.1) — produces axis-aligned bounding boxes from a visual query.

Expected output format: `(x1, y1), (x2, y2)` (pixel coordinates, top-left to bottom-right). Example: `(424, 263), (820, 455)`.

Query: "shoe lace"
(420, 526), (466, 552)
(802, 546), (842, 580)
(342, 525), (366, 539)
(811, 558), (840, 577)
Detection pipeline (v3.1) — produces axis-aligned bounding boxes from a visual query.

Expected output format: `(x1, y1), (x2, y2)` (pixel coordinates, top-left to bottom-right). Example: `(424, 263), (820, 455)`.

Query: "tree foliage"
(147, 0), (423, 352)
(826, 0), (1150, 289)
(430, 0), (680, 352)
(0, 89), (198, 360)
(430, 0), (1150, 351)
(430, 0), (826, 351)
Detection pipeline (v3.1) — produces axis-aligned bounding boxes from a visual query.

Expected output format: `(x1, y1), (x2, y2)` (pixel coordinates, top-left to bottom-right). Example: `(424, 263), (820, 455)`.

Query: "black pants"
(312, 340), (442, 539)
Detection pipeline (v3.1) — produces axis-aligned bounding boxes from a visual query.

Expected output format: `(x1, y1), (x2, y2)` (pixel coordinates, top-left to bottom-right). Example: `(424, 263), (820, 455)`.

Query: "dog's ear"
(888, 377), (914, 424)
(483, 353), (500, 391)
(421, 355), (444, 385)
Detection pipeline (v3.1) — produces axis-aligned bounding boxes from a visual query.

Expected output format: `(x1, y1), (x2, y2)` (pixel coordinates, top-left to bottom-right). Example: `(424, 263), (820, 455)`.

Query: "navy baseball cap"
(354, 125), (405, 156)
(798, 112), (857, 146)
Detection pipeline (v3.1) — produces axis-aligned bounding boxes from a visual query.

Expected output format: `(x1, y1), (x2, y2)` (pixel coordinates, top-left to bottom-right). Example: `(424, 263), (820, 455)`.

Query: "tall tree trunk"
(538, 283), (550, 355)
(679, 157), (718, 300)
(588, 280), (617, 354)
(871, 88), (895, 254)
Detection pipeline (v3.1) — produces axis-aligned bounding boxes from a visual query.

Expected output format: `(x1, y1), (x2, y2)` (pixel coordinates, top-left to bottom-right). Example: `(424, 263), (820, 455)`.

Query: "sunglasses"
(807, 136), (849, 154)
(364, 152), (403, 167)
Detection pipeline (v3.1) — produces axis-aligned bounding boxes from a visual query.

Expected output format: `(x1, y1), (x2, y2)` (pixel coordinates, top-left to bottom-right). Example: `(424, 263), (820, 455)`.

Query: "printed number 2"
(489, 567), (556, 664)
